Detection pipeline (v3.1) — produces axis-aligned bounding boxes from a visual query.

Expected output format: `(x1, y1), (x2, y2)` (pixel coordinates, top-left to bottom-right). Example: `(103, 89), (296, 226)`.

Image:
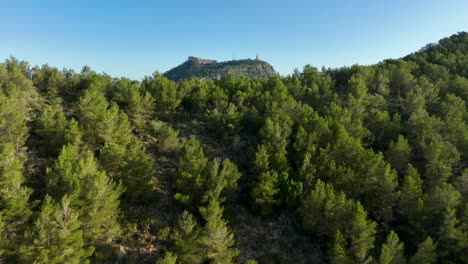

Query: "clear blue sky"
(1, 0), (467, 80)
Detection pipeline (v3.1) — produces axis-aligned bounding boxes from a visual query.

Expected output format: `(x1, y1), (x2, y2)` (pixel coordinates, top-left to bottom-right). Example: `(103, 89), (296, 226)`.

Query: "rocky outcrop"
(164, 57), (277, 81)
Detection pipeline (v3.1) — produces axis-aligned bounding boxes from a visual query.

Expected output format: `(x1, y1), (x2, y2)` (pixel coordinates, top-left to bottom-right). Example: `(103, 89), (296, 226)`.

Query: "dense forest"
(0, 32), (467, 264)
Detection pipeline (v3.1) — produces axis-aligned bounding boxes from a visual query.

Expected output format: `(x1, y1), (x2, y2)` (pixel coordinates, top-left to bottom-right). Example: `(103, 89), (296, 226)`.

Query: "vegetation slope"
(0, 32), (467, 264)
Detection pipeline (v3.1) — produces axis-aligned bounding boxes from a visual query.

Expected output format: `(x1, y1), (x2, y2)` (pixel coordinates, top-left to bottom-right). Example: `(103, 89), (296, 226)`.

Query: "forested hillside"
(0, 32), (467, 264)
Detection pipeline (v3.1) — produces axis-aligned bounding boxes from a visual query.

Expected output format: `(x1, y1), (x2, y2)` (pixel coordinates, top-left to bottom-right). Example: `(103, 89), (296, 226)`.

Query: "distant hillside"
(164, 56), (277, 81)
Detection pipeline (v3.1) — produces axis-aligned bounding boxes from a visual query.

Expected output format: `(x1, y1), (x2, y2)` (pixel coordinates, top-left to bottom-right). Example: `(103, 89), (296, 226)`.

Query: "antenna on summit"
(256, 53), (259, 61)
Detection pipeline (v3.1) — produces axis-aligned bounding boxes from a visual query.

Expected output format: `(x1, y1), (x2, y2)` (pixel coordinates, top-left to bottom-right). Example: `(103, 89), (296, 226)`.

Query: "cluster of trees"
(0, 32), (467, 263)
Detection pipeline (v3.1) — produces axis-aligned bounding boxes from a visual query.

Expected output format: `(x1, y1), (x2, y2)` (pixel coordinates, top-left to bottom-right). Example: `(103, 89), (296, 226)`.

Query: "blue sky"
(1, 0), (467, 79)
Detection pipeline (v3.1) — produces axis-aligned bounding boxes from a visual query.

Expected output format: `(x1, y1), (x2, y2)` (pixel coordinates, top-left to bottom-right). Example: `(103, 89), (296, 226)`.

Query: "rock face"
(164, 56), (277, 81)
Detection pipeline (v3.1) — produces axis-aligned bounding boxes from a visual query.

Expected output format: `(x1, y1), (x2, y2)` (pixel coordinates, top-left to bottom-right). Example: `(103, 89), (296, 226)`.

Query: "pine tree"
(199, 199), (239, 264)
(386, 135), (411, 174)
(46, 144), (87, 200)
(46, 145), (123, 258)
(379, 231), (405, 264)
(79, 168), (123, 259)
(142, 73), (180, 111)
(301, 180), (376, 263)
(175, 136), (208, 205)
(328, 230), (351, 264)
(0, 214), (5, 260)
(301, 179), (345, 236)
(77, 87), (133, 149)
(202, 157), (241, 204)
(399, 165), (424, 216)
(21, 195), (92, 264)
(126, 90), (155, 129)
(347, 202), (376, 264)
(410, 237), (437, 264)
(254, 144), (270, 173)
(77, 86), (109, 147)
(259, 114), (293, 154)
(172, 211), (203, 264)
(372, 164), (400, 224)
(99, 140), (154, 202)
(155, 251), (178, 264)
(422, 138), (460, 191)
(0, 143), (32, 257)
(64, 118), (83, 147)
(0, 90), (29, 153)
(398, 164), (426, 249)
(149, 120), (181, 153)
(98, 102), (133, 146)
(251, 170), (280, 215)
(437, 206), (466, 261)
(120, 139), (154, 201)
(36, 104), (68, 154)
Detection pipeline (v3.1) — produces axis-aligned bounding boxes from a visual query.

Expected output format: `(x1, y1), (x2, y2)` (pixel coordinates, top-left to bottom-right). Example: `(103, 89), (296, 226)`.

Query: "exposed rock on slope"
(164, 56), (278, 81)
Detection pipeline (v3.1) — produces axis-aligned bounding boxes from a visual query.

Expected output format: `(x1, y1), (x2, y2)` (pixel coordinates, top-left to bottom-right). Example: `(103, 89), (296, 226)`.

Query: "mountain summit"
(163, 56), (277, 81)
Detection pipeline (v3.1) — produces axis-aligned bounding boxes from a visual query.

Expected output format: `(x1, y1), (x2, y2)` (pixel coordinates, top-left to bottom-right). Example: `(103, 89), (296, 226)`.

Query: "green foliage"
(175, 136), (241, 208)
(21, 195), (92, 264)
(202, 158), (241, 204)
(111, 78), (156, 129)
(386, 135), (411, 174)
(126, 90), (155, 129)
(150, 120), (181, 153)
(410, 237), (437, 264)
(175, 136), (208, 205)
(379, 231), (405, 264)
(301, 180), (376, 263)
(36, 104), (83, 154)
(0, 90), (28, 152)
(32, 64), (65, 100)
(172, 210), (202, 263)
(199, 199), (239, 264)
(251, 170), (280, 215)
(398, 165), (426, 246)
(46, 145), (88, 200)
(77, 87), (133, 148)
(46, 145), (123, 257)
(98, 140), (154, 202)
(155, 251), (178, 264)
(254, 144), (270, 173)
(328, 231), (352, 264)
(1, 32), (468, 263)
(0, 143), (32, 258)
(437, 206), (467, 261)
(142, 73), (180, 111)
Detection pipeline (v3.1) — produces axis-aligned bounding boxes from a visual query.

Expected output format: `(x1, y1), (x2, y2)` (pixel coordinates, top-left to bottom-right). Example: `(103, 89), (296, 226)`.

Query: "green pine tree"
(0, 143), (32, 258)
(0, 90), (29, 153)
(21, 195), (92, 264)
(379, 230), (405, 264)
(155, 251), (178, 264)
(328, 230), (352, 264)
(385, 135), (411, 174)
(175, 136), (208, 205)
(202, 157), (241, 204)
(172, 210), (203, 264)
(199, 199), (239, 264)
(410, 237), (437, 264)
(251, 170), (280, 215)
(347, 202), (376, 264)
(46, 145), (123, 258)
